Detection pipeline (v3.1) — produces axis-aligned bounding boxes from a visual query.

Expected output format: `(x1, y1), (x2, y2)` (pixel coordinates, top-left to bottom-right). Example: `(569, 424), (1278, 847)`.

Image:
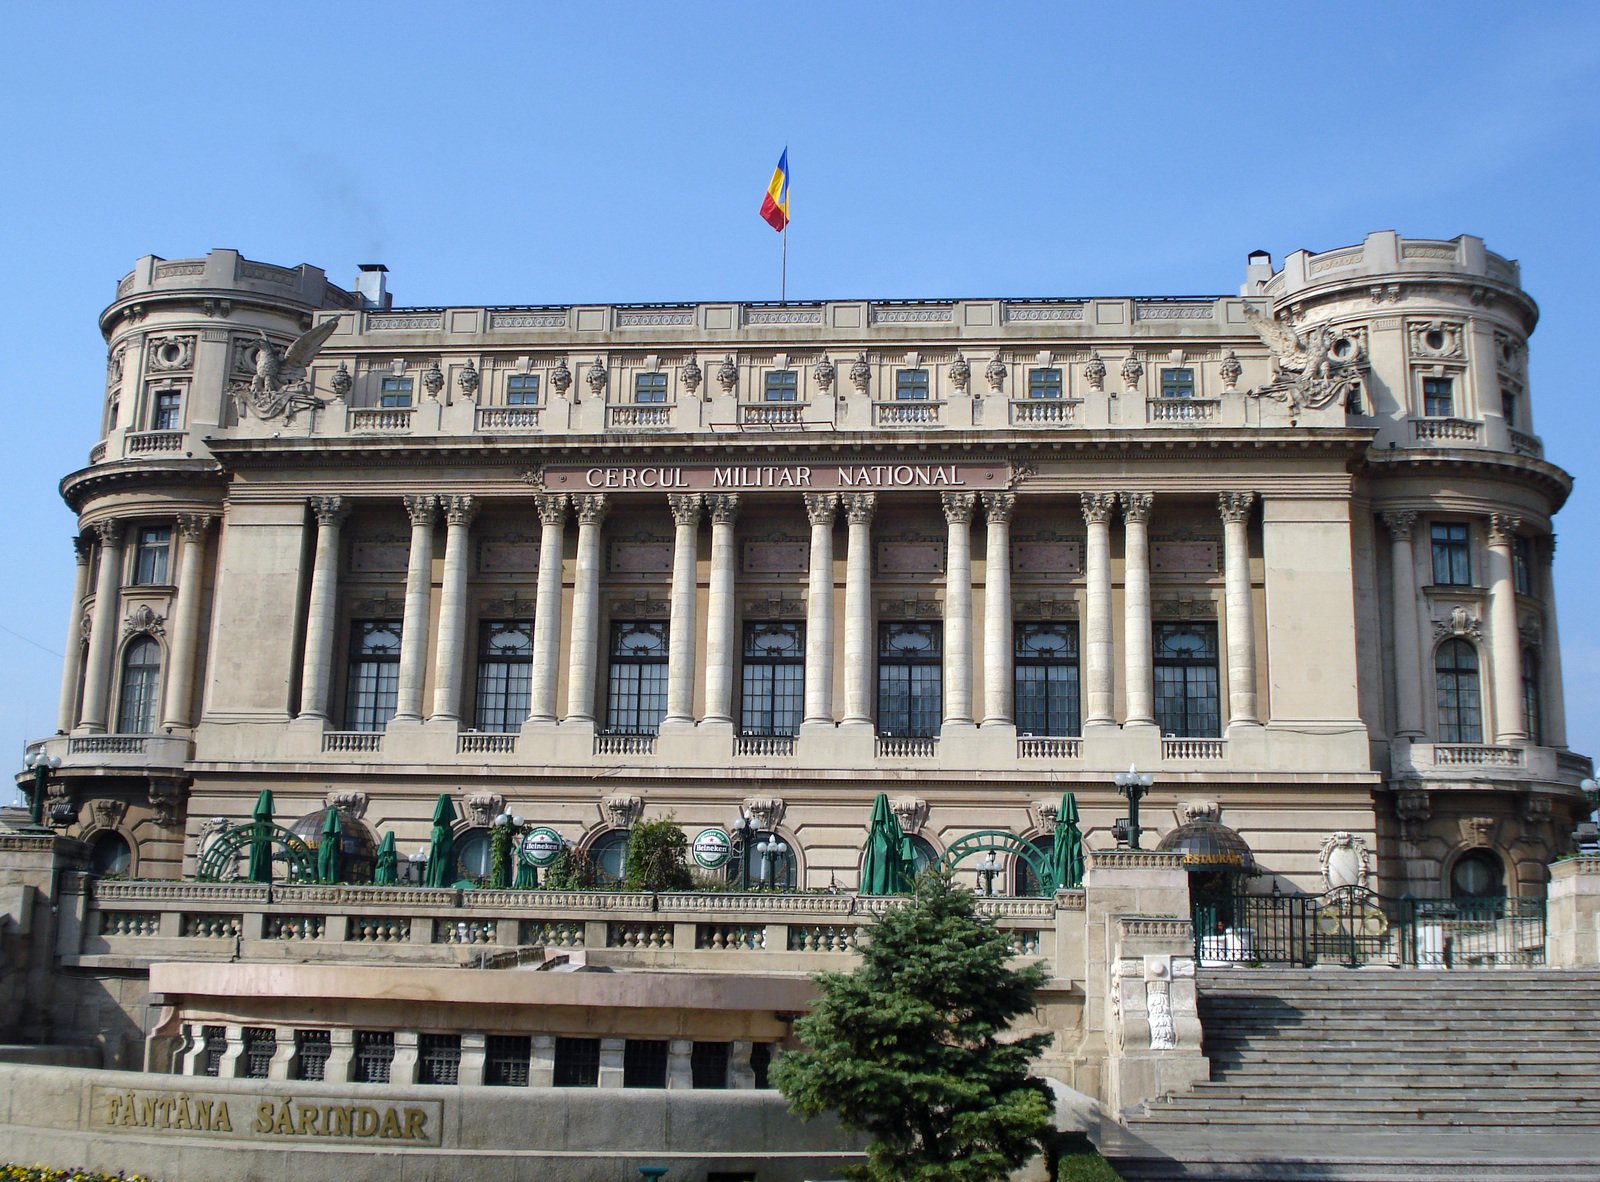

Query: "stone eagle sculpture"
(232, 318), (340, 422)
(1241, 304), (1363, 413)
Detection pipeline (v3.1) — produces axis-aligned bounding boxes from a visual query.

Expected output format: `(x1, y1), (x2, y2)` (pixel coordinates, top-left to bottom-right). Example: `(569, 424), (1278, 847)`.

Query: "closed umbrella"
(317, 808), (343, 884)
(860, 793), (907, 896)
(1050, 792), (1085, 891)
(247, 789), (274, 884)
(424, 794), (457, 888)
(373, 831), (398, 885)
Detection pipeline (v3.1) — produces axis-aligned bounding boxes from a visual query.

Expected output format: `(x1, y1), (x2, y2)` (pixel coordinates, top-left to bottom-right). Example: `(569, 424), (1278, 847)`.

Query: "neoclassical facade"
(28, 231), (1591, 901)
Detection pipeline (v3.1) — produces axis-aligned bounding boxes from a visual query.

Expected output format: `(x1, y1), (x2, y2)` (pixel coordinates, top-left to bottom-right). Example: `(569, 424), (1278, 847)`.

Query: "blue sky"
(5, 2), (1600, 793)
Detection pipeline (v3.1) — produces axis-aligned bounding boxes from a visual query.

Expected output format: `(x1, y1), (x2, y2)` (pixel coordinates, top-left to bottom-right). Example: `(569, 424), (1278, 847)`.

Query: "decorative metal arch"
(196, 821), (317, 884)
(937, 830), (1055, 896)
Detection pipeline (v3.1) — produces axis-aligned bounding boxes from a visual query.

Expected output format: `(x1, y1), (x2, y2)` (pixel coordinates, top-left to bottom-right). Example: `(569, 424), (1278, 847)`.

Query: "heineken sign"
(519, 827), (567, 867)
(691, 828), (733, 869)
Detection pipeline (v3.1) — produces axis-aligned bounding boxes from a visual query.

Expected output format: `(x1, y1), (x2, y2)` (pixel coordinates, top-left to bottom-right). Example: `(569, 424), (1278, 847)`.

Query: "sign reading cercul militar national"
(542, 461), (1010, 493)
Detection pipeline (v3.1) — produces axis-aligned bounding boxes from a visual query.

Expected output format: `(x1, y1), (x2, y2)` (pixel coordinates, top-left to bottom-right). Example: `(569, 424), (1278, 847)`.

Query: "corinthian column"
(1539, 535), (1567, 747)
(161, 513), (215, 729)
(980, 492), (1015, 728)
(1381, 511), (1424, 739)
(56, 537), (92, 732)
(942, 492), (977, 729)
(78, 519), (124, 733)
(527, 493), (568, 723)
(393, 495), (437, 723)
(841, 493), (876, 725)
(1219, 492), (1259, 726)
(803, 493), (838, 725)
(430, 496), (479, 722)
(1081, 493), (1117, 726)
(664, 493), (703, 725)
(1121, 492), (1155, 726)
(703, 494), (740, 726)
(1486, 513), (1525, 743)
(565, 495), (608, 722)
(298, 497), (349, 721)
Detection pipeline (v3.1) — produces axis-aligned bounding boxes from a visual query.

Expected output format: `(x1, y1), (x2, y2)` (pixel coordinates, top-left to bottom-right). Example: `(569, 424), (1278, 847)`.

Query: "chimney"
(1240, 249), (1273, 296)
(355, 263), (391, 310)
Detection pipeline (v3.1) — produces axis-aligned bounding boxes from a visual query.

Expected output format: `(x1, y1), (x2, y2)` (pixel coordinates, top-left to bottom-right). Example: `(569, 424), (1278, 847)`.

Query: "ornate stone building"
(28, 231), (1590, 901)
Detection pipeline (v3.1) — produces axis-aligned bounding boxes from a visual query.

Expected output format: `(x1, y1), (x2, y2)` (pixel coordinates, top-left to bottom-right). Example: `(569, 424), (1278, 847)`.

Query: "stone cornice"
(59, 458), (227, 514)
(1360, 448), (1572, 512)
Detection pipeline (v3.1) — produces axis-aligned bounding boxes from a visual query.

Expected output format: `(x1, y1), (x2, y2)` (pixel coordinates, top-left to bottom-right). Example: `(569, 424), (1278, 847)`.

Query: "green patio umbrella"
(1050, 792), (1085, 891)
(423, 794), (458, 888)
(373, 831), (398, 885)
(247, 789), (275, 884)
(317, 808), (343, 884)
(861, 792), (908, 896)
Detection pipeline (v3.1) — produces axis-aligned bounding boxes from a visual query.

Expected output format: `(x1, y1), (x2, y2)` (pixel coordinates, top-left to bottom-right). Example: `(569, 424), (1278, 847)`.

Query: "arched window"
(89, 830), (132, 877)
(1522, 648), (1543, 746)
(588, 829), (631, 887)
(116, 637), (162, 733)
(453, 827), (494, 885)
(1450, 850), (1505, 898)
(1014, 835), (1055, 897)
(1435, 639), (1482, 743)
(905, 835), (938, 878)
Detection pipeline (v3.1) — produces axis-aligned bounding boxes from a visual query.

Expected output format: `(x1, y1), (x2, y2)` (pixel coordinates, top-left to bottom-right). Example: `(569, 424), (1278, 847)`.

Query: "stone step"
(1201, 996), (1600, 1010)
(1166, 1087), (1600, 1104)
(1200, 1016), (1600, 1030)
(1127, 1107), (1600, 1127)
(1201, 1065), (1600, 1082)
(1201, 1034), (1596, 1050)
(1108, 1151), (1600, 1182)
(1209, 1050), (1600, 1068)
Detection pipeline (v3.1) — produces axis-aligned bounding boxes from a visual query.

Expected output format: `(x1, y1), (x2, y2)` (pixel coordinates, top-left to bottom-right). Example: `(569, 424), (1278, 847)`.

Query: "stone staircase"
(1100, 967), (1600, 1181)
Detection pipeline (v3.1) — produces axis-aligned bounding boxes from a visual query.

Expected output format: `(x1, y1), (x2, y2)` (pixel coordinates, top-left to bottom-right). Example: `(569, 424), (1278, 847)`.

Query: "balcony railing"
(88, 441), (108, 464)
(1412, 417), (1481, 444)
(872, 401), (944, 428)
(1162, 737), (1227, 760)
(606, 405), (671, 431)
(1018, 737), (1082, 760)
(474, 406), (542, 432)
(876, 735), (938, 758)
(1009, 399), (1083, 427)
(595, 733), (656, 756)
(737, 403), (804, 428)
(68, 735), (147, 755)
(734, 734), (797, 758)
(126, 430), (185, 454)
(1509, 429), (1544, 459)
(1147, 398), (1219, 423)
(1433, 744), (1525, 768)
(348, 407), (415, 432)
(323, 731), (383, 754)
(458, 732), (517, 755)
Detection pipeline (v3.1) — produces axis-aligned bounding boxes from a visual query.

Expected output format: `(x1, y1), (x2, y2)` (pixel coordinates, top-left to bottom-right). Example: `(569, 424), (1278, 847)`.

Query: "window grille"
(294, 1030), (331, 1081)
(553, 1036), (600, 1087)
(605, 621), (669, 734)
(418, 1033), (460, 1085)
(484, 1035), (530, 1087)
(740, 621), (804, 736)
(201, 1025), (226, 1077)
(691, 1041), (730, 1089)
(345, 621), (402, 731)
(1014, 622), (1079, 736)
(623, 1039), (669, 1088)
(353, 1030), (395, 1083)
(1153, 622), (1220, 738)
(244, 1027), (276, 1079)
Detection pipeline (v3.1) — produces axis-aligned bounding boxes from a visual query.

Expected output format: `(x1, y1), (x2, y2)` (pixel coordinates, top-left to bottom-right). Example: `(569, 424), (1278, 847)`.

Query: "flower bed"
(0, 1167), (161, 1182)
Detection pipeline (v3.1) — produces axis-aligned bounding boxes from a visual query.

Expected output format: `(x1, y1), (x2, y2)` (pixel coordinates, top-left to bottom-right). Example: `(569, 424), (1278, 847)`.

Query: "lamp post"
(976, 854), (1001, 897)
(755, 834), (789, 890)
(1578, 779), (1600, 854)
(491, 813), (528, 889)
(21, 751), (61, 831)
(729, 811), (755, 891)
(1113, 764), (1155, 850)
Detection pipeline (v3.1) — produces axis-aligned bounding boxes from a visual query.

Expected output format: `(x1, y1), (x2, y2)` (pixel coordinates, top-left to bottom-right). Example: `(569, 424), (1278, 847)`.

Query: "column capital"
(940, 491), (977, 524)
(90, 518), (121, 547)
(72, 535), (92, 564)
(980, 491), (1015, 524)
(1488, 512), (1521, 546)
(668, 492), (703, 526)
(572, 493), (609, 525)
(705, 493), (741, 524)
(309, 496), (350, 527)
(403, 494), (438, 526)
(1080, 492), (1117, 524)
(534, 492), (569, 526)
(1119, 492), (1154, 523)
(441, 495), (480, 527)
(1381, 509), (1417, 541)
(1218, 491), (1257, 524)
(175, 513), (216, 542)
(803, 492), (839, 526)
(842, 492), (877, 524)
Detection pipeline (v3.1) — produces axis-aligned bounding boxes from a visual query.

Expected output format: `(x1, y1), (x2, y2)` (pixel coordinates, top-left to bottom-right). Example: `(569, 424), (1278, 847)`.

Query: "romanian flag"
(759, 149), (790, 232)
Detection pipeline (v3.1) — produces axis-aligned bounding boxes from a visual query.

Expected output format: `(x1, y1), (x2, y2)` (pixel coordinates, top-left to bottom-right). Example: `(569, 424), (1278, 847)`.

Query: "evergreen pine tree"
(771, 870), (1054, 1181)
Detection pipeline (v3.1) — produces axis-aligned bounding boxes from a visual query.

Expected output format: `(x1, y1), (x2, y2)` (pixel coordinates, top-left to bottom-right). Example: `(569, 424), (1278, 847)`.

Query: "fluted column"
(297, 497), (349, 721)
(1121, 492), (1155, 726)
(527, 494), (569, 723)
(1219, 492), (1259, 726)
(160, 513), (215, 729)
(703, 494), (740, 725)
(980, 492), (1015, 728)
(565, 495), (608, 722)
(1081, 494), (1116, 726)
(1539, 534), (1567, 747)
(393, 495), (437, 723)
(56, 536), (92, 732)
(1487, 513), (1525, 743)
(1381, 511), (1424, 740)
(78, 519), (124, 733)
(841, 493), (876, 725)
(430, 496), (479, 722)
(941, 492), (976, 728)
(664, 494), (703, 725)
(803, 493), (838, 725)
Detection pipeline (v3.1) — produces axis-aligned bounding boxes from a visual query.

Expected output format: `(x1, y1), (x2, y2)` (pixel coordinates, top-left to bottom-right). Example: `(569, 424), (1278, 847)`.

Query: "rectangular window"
(418, 1033), (461, 1085)
(877, 622), (942, 738)
(1501, 386), (1519, 427)
(1522, 648), (1542, 746)
(353, 1031), (395, 1083)
(201, 1025), (226, 1077)
(1436, 640), (1482, 744)
(1430, 523), (1471, 586)
(623, 1039), (669, 1088)
(244, 1027), (276, 1079)
(740, 621), (804, 737)
(1153, 622), (1220, 738)
(606, 621), (669, 734)
(1513, 536), (1533, 596)
(1014, 623), (1080, 736)
(763, 370), (798, 402)
(750, 1042), (773, 1089)
(507, 374), (540, 406)
(294, 1030), (331, 1081)
(635, 373), (668, 403)
(1028, 368), (1063, 399)
(1422, 376), (1454, 417)
(475, 620), (533, 732)
(1161, 368), (1195, 399)
(484, 1035), (531, 1087)
(380, 376), (413, 408)
(895, 369), (929, 401)
(345, 620), (402, 731)
(132, 526), (171, 585)
(553, 1037), (600, 1087)
(152, 388), (183, 430)
(691, 1042), (730, 1089)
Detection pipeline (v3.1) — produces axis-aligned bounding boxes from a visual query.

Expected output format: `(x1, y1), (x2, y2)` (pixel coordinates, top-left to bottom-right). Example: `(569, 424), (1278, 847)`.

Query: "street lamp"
(976, 854), (1001, 896)
(1113, 764), (1155, 850)
(21, 751), (62, 830)
(755, 834), (789, 890)
(729, 811), (756, 891)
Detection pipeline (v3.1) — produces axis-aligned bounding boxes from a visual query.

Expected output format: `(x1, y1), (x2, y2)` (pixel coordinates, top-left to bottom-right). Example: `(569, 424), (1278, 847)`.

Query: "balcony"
(876, 735), (938, 759)
(1433, 744), (1526, 768)
(734, 734), (797, 758)
(737, 403), (804, 429)
(1397, 741), (1565, 784)
(1009, 399), (1083, 427)
(348, 407), (414, 433)
(1411, 417), (1481, 445)
(323, 731), (383, 755)
(1509, 429), (1544, 459)
(872, 401), (944, 428)
(458, 732), (517, 755)
(1018, 737), (1082, 760)
(1162, 737), (1227, 760)
(595, 733), (656, 756)
(88, 441), (108, 464)
(474, 406), (542, 433)
(1147, 398), (1219, 423)
(125, 430), (185, 455)
(46, 733), (191, 770)
(606, 405), (671, 431)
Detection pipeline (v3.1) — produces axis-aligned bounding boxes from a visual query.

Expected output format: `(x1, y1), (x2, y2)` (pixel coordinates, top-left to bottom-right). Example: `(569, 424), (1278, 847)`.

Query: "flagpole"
(781, 225), (788, 304)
